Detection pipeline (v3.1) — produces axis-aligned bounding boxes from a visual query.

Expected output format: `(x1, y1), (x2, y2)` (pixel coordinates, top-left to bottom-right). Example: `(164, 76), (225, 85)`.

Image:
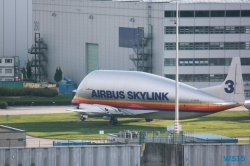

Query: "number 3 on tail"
(224, 80), (234, 93)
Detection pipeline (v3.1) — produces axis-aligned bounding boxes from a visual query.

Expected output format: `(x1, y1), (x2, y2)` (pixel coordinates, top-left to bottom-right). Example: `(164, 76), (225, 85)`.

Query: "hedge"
(7, 101), (71, 106)
(0, 87), (58, 97)
(0, 101), (8, 109)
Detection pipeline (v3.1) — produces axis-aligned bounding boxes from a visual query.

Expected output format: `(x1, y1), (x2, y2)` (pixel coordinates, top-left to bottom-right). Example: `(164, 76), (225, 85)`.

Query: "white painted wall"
(0, 0), (32, 68)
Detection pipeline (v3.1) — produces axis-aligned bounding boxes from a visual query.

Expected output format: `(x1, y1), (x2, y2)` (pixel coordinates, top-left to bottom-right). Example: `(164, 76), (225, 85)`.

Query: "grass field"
(0, 111), (250, 140)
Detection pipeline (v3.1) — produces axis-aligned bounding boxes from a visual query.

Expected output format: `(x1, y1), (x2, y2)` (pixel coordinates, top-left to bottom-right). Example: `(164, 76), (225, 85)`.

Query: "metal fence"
(0, 145), (141, 166)
(0, 81), (23, 88)
(107, 130), (250, 144)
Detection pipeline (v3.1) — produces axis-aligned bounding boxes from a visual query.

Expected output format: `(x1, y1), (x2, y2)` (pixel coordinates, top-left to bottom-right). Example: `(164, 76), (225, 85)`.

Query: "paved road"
(0, 106), (73, 115)
(226, 106), (248, 111)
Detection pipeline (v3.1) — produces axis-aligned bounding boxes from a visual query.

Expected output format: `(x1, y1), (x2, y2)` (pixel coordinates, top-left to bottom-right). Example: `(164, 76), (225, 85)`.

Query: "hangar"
(25, 0), (250, 97)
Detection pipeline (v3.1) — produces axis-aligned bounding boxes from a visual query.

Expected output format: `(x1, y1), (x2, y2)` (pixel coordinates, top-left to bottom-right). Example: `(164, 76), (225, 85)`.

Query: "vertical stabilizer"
(200, 57), (245, 103)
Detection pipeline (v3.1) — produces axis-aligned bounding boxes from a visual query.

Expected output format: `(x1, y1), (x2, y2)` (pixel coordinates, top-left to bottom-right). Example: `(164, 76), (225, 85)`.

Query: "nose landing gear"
(109, 117), (118, 125)
(145, 118), (153, 122)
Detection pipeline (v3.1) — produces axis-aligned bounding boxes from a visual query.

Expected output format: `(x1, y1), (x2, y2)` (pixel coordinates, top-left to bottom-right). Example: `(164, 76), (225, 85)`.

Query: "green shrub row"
(0, 87), (58, 97)
(0, 101), (8, 109)
(7, 101), (71, 106)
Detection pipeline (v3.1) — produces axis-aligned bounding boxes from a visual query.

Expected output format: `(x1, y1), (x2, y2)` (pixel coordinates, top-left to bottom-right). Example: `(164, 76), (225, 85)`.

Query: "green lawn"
(0, 111), (249, 140)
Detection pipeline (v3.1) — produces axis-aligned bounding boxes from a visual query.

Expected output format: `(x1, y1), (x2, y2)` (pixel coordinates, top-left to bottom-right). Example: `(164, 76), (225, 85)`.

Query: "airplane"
(67, 57), (245, 125)
(244, 100), (250, 115)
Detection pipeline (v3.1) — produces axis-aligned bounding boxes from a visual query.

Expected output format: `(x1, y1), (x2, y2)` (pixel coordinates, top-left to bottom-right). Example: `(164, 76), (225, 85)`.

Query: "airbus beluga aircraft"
(67, 57), (245, 125)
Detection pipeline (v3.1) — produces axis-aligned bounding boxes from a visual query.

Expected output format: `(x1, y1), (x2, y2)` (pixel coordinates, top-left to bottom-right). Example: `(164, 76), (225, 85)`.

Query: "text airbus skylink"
(91, 90), (169, 101)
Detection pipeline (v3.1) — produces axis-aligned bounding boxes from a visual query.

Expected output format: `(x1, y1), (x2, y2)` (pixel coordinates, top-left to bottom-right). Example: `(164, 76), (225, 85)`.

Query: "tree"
(58, 66), (63, 83)
(22, 67), (27, 79)
(54, 67), (59, 84)
(54, 67), (63, 85)
(26, 59), (32, 79)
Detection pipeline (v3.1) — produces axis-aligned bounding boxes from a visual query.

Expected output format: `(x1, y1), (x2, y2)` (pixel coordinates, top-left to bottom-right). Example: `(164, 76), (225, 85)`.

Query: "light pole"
(175, 0), (179, 134)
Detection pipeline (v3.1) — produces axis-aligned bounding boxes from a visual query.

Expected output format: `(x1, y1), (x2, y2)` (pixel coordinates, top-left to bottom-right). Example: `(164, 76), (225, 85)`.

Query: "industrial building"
(0, 56), (20, 81)
(28, 0), (250, 97)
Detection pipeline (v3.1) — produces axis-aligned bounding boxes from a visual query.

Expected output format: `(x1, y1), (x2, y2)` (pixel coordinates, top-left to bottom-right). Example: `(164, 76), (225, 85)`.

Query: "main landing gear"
(145, 118), (153, 122)
(80, 115), (86, 121)
(109, 117), (118, 125)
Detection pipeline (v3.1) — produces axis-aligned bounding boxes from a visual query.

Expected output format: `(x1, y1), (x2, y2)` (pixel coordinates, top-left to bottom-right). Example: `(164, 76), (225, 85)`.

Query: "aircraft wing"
(66, 103), (158, 116)
(66, 103), (124, 115)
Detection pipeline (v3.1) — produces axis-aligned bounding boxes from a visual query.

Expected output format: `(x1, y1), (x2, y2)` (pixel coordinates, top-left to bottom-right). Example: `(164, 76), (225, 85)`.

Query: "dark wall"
(140, 143), (183, 166)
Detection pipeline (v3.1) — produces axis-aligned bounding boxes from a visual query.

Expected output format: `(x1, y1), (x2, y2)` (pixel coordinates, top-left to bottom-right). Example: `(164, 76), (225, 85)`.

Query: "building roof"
(114, 0), (250, 3)
(170, 0), (250, 3)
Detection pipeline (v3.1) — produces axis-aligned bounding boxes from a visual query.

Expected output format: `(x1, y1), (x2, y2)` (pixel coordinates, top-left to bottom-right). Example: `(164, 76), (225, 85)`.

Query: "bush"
(0, 87), (59, 97)
(7, 100), (71, 106)
(0, 101), (8, 109)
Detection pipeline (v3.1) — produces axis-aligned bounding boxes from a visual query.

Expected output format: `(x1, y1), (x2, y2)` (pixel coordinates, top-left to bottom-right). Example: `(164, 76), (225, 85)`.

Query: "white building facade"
(0, 0), (32, 69)
(32, 0), (250, 96)
(0, 57), (15, 81)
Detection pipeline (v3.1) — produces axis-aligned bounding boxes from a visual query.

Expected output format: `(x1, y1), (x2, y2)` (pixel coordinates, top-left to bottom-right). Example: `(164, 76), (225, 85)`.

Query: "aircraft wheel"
(110, 118), (118, 125)
(80, 116), (86, 121)
(114, 118), (118, 124)
(145, 118), (153, 122)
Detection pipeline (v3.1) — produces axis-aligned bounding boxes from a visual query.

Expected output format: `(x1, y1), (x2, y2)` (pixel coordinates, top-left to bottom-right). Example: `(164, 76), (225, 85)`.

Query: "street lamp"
(175, 0), (179, 134)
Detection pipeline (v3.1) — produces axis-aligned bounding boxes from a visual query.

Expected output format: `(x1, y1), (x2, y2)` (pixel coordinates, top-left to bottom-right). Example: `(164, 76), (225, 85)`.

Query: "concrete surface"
(0, 106), (73, 115)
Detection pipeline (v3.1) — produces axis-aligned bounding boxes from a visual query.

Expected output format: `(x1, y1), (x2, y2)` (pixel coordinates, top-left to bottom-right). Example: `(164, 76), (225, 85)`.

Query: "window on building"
(194, 26), (209, 34)
(164, 26), (250, 34)
(194, 42), (209, 50)
(0, 69), (2, 73)
(195, 11), (209, 17)
(180, 74), (194, 82)
(225, 26), (241, 33)
(241, 58), (250, 65)
(194, 74), (209, 82)
(0, 59), (2, 63)
(226, 10), (240, 17)
(164, 58), (176, 66)
(179, 59), (194, 66)
(210, 42), (224, 50)
(210, 74), (226, 82)
(180, 11), (194, 17)
(210, 26), (224, 34)
(179, 42), (194, 50)
(225, 58), (232, 66)
(179, 27), (194, 34)
(240, 42), (250, 50)
(5, 59), (13, 63)
(211, 10), (225, 17)
(243, 74), (250, 81)
(164, 75), (175, 80)
(164, 43), (176, 50)
(209, 58), (225, 66)
(165, 27), (176, 34)
(243, 26), (250, 33)
(225, 42), (239, 50)
(194, 59), (209, 66)
(164, 11), (176, 17)
(5, 69), (13, 74)
(241, 10), (250, 17)
(247, 27), (250, 33)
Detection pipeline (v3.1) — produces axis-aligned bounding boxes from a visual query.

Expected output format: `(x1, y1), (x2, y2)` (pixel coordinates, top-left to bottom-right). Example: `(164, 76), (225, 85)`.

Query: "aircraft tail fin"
(200, 57), (245, 103)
